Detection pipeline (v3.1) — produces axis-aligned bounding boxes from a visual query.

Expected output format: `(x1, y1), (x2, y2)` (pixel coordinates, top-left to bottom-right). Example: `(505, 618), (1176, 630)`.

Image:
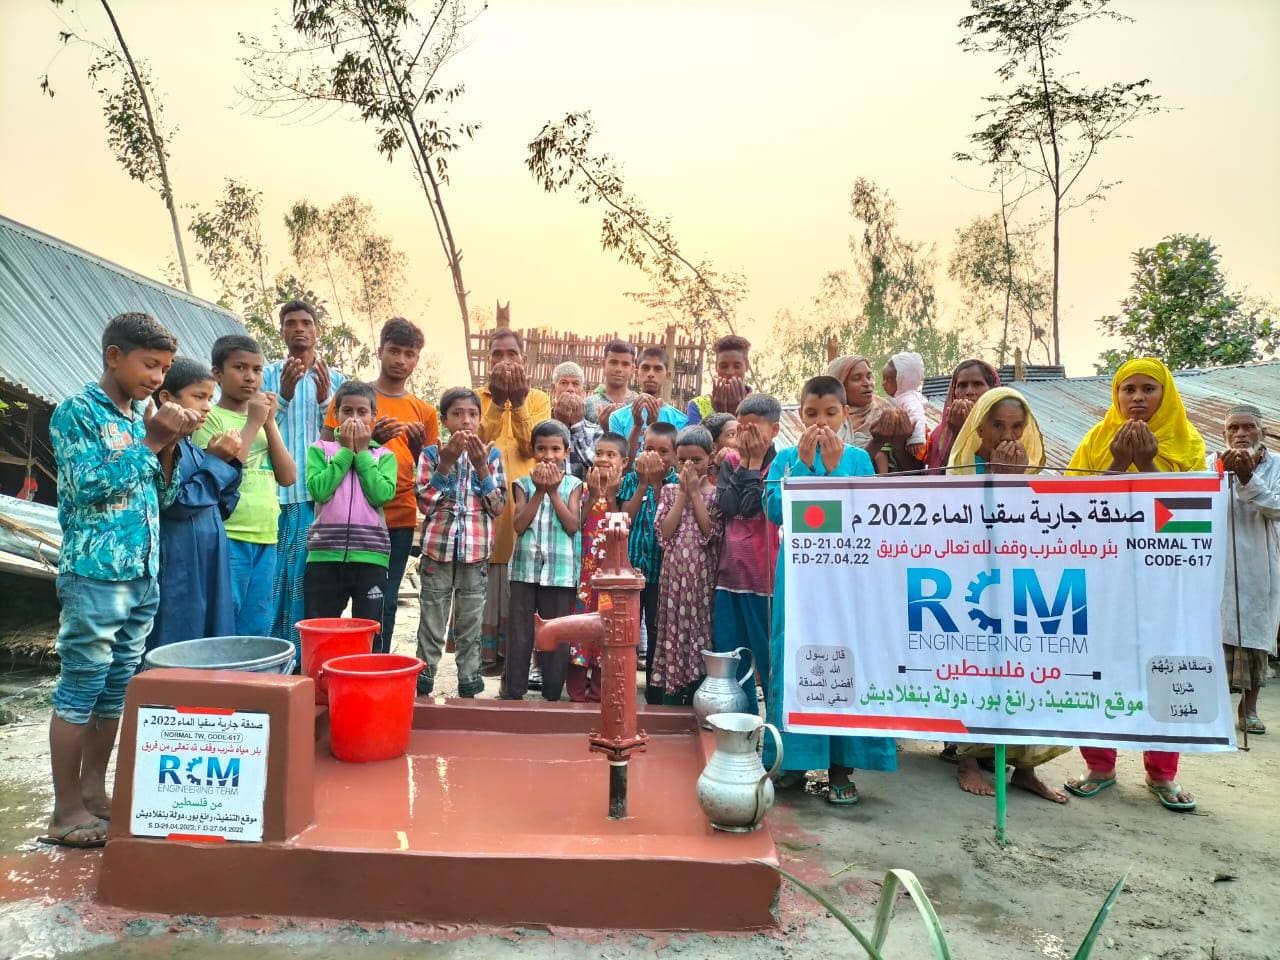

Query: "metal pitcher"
(695, 712), (783, 833)
(692, 647), (754, 728)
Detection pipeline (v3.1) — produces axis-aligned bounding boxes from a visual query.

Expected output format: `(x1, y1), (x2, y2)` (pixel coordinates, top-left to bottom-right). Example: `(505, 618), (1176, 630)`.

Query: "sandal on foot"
(38, 820), (108, 849)
(1147, 781), (1196, 812)
(1064, 775), (1116, 799)
(827, 781), (860, 806)
(1238, 715), (1266, 734)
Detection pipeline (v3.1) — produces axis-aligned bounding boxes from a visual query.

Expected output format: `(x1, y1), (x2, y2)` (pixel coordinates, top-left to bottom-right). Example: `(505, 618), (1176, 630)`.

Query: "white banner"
(131, 706), (270, 841)
(782, 473), (1236, 752)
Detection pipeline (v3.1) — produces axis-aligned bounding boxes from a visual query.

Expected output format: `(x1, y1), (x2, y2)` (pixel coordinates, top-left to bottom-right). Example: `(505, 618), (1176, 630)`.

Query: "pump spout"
(533, 612), (605, 653)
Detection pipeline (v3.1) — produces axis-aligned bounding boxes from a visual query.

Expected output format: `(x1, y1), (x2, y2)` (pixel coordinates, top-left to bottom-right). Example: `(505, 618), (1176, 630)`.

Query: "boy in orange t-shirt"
(325, 319), (438, 651)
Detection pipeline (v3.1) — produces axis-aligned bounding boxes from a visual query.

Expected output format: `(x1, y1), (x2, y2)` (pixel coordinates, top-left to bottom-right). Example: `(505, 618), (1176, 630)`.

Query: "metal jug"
(692, 647), (754, 728)
(695, 713), (783, 833)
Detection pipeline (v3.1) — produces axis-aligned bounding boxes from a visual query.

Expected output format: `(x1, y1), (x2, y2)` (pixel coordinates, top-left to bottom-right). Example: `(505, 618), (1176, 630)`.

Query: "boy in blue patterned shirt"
(43, 312), (198, 849)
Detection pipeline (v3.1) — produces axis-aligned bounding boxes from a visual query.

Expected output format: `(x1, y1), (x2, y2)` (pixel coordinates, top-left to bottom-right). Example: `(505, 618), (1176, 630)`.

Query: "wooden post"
(662, 325), (677, 404)
(826, 336), (840, 362)
(1013, 347), (1025, 383)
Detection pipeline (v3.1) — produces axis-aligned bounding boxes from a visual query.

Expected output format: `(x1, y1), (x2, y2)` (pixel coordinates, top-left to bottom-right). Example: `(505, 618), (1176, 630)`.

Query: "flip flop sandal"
(1239, 716), (1266, 734)
(827, 781), (860, 806)
(1063, 775), (1116, 799)
(38, 820), (108, 849)
(1147, 782), (1197, 812)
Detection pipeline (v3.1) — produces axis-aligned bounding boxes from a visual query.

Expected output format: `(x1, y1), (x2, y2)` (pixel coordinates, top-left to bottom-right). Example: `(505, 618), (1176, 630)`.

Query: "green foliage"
(240, 0), (480, 353)
(775, 863), (1127, 960)
(957, 0), (1165, 364)
(40, 0), (192, 291)
(190, 179), (429, 378)
(1095, 234), (1277, 373)
(527, 111), (742, 348)
(949, 212), (1051, 364)
(758, 180), (974, 401)
(285, 196), (408, 347)
(849, 179), (968, 378)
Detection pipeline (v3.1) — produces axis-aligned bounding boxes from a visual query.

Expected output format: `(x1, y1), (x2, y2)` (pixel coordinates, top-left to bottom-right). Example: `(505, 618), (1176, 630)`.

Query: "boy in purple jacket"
(303, 382), (399, 651)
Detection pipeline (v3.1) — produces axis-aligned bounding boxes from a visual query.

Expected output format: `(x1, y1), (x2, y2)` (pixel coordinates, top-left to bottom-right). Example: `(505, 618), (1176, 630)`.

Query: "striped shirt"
(416, 443), (507, 564)
(262, 359), (346, 506)
(616, 467), (678, 583)
(509, 474), (582, 588)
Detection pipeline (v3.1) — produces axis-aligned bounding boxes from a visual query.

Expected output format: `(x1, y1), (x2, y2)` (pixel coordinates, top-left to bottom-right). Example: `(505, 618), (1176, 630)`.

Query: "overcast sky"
(2, 0), (1277, 387)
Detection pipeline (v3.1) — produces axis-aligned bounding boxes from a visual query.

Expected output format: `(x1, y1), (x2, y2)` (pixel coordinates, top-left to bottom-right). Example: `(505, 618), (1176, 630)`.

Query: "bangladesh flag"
(792, 500), (842, 533)
(1154, 497), (1212, 534)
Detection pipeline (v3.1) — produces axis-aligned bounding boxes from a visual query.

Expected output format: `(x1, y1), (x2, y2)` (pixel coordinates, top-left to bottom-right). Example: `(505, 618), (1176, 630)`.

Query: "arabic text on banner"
(781, 474), (1235, 752)
(130, 706), (270, 841)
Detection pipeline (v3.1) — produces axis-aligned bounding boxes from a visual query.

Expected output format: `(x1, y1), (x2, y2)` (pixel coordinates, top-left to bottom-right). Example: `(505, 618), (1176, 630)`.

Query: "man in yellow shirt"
(478, 328), (550, 672)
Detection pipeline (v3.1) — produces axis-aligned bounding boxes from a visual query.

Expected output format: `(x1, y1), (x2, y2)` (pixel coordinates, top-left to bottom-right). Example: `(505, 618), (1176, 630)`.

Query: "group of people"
(39, 303), (1277, 849)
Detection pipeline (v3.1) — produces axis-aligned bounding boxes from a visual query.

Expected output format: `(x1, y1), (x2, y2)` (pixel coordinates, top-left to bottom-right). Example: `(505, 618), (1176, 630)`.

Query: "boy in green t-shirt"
(195, 335), (296, 637)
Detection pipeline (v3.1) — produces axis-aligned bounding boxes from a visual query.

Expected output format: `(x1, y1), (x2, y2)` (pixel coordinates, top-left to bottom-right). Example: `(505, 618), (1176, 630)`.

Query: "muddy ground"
(1, 592), (1277, 959)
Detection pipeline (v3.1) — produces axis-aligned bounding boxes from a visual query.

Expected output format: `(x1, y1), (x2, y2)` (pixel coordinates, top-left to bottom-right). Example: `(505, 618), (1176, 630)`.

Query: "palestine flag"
(1154, 497), (1212, 534)
(792, 500), (842, 533)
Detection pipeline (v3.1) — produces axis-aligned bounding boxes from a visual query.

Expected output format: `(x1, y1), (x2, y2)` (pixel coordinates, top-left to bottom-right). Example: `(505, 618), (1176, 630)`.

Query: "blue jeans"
(379, 527), (415, 653)
(228, 539), (276, 637)
(52, 573), (159, 725)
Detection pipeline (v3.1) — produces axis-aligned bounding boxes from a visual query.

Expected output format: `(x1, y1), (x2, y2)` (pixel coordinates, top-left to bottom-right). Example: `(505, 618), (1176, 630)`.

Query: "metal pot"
(692, 647), (754, 728)
(696, 712), (783, 833)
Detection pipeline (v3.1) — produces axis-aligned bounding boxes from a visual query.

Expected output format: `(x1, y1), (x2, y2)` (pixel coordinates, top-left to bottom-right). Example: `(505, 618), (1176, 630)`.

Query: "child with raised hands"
(302, 382), (398, 651)
(652, 425), (723, 705)
(415, 387), (506, 697)
(149, 357), (245, 650)
(570, 432), (629, 702)
(503, 420), (584, 702)
(763, 376), (897, 805)
(618, 421), (680, 703)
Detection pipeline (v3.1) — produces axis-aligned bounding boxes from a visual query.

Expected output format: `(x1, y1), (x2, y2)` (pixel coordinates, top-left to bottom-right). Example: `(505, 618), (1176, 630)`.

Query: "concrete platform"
(99, 681), (779, 931)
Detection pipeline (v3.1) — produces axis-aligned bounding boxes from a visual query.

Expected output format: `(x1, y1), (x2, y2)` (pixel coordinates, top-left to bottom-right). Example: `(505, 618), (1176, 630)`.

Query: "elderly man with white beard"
(1215, 403), (1280, 735)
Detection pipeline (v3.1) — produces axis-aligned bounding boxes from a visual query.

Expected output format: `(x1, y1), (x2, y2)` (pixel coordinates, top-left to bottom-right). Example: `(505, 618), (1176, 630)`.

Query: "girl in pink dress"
(653, 425), (723, 705)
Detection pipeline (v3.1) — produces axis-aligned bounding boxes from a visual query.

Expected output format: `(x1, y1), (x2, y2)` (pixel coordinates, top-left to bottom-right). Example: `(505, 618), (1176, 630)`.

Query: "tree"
(189, 179), (375, 374)
(285, 197), (408, 344)
(757, 181), (974, 399)
(1095, 234), (1277, 373)
(848, 179), (969, 376)
(949, 211), (1051, 365)
(527, 111), (742, 346)
(241, 0), (481, 361)
(957, 0), (1163, 365)
(756, 272), (862, 401)
(40, 0), (192, 291)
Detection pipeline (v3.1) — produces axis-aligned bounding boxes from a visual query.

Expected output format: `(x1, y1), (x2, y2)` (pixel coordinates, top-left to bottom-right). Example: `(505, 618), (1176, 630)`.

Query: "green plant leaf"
(872, 869), (953, 960)
(773, 866), (887, 960)
(1073, 868), (1129, 959)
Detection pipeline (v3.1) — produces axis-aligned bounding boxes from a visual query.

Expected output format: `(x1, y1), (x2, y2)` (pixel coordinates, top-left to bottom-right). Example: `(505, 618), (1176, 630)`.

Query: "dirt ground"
(1, 591), (1277, 959)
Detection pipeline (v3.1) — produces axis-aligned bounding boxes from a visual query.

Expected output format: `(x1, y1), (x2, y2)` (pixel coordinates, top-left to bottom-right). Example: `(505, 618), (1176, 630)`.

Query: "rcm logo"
(907, 567), (1088, 635)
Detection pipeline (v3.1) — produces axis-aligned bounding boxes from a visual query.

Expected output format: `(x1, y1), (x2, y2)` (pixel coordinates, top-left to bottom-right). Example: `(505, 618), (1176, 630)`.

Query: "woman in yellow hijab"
(1067, 357), (1206, 476)
(1064, 357), (1204, 813)
(946, 387), (1045, 475)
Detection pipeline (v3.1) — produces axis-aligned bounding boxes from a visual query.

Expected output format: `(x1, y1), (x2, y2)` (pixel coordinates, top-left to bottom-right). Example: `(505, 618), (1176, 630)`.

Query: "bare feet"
(82, 789), (112, 822)
(1011, 766), (1069, 804)
(956, 756), (995, 797)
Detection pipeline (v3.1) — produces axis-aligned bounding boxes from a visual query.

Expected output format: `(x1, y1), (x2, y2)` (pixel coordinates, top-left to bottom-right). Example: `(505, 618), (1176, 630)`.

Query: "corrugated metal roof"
(0, 215), (244, 407)
(780, 362), (1280, 468)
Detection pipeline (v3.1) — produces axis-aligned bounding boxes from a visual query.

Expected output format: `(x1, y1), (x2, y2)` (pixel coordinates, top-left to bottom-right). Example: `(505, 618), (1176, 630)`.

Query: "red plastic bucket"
(297, 617), (379, 705)
(320, 654), (424, 763)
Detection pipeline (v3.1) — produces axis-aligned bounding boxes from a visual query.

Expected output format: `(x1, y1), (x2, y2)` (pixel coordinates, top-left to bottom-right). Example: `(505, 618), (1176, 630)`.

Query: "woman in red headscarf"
(926, 359), (1001, 474)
